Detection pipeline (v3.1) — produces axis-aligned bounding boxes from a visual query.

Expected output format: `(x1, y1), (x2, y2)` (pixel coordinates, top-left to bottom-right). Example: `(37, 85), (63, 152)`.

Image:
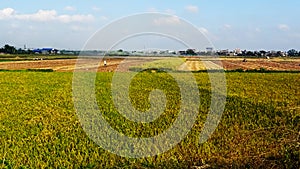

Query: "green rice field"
(0, 71), (299, 168)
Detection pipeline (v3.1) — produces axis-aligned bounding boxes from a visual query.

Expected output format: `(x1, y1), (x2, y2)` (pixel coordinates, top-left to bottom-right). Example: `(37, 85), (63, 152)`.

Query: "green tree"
(1, 44), (17, 54)
(186, 49), (196, 55)
(287, 49), (298, 57)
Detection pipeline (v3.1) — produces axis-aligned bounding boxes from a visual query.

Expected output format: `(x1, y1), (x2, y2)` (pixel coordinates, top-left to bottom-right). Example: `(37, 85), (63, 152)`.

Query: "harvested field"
(0, 57), (299, 72)
(219, 58), (300, 71)
(184, 57), (300, 71)
(0, 59), (78, 71)
(0, 56), (299, 168)
(0, 58), (146, 72)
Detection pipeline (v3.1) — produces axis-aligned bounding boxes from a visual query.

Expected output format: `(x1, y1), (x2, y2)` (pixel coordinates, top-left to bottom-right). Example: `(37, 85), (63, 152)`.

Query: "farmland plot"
(0, 71), (299, 168)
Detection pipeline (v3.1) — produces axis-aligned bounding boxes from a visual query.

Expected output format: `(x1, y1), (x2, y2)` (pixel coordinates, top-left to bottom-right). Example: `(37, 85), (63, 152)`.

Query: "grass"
(129, 57), (185, 72)
(0, 71), (299, 168)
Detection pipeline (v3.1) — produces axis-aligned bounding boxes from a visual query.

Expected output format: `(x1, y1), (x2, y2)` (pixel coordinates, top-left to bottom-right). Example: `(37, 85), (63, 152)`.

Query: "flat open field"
(0, 72), (299, 168)
(0, 57), (299, 72)
(0, 56), (299, 168)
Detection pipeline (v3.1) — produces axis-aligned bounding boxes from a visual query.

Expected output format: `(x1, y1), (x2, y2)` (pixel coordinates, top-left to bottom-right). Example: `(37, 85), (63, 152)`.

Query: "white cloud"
(278, 24), (289, 31)
(199, 27), (209, 35)
(0, 8), (15, 19)
(15, 10), (57, 21)
(58, 14), (94, 23)
(64, 6), (76, 11)
(185, 5), (199, 13)
(153, 16), (181, 25)
(0, 8), (94, 23)
(223, 24), (232, 29)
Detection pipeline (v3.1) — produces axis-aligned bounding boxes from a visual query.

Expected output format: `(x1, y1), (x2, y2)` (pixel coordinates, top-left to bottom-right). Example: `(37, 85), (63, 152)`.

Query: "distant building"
(206, 47), (213, 53)
(33, 48), (58, 54)
(234, 48), (242, 55)
(178, 51), (187, 55)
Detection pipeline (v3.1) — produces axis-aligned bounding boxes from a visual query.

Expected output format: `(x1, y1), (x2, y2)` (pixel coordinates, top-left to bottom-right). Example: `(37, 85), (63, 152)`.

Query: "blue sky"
(1, 0), (300, 51)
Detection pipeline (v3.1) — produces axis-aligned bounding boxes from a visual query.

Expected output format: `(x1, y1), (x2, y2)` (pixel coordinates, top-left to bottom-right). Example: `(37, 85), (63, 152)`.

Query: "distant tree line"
(1, 44), (300, 57)
(0, 44), (34, 54)
(0, 44), (77, 55)
(286, 49), (299, 57)
(216, 49), (300, 57)
(180, 48), (300, 57)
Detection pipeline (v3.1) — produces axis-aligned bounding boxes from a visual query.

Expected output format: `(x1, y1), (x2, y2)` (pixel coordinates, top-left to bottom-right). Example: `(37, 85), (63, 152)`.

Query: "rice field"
(0, 70), (299, 168)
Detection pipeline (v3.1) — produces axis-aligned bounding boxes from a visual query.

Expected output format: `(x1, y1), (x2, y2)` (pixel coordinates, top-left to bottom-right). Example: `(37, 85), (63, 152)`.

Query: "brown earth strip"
(219, 59), (300, 71)
(0, 57), (299, 72)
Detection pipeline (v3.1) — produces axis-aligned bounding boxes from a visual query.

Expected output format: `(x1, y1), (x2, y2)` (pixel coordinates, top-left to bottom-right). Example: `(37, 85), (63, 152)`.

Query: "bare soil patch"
(219, 58), (300, 71)
(183, 57), (300, 71)
(0, 57), (299, 72)
(0, 57), (157, 72)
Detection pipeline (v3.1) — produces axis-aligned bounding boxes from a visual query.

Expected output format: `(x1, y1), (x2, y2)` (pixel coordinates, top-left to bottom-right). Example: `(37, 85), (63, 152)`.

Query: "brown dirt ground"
(185, 57), (300, 71)
(217, 58), (300, 71)
(0, 57), (299, 72)
(0, 57), (155, 72)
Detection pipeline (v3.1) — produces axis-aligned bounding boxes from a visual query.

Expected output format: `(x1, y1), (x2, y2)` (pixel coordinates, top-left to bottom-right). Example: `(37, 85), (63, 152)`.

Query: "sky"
(1, 0), (300, 51)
